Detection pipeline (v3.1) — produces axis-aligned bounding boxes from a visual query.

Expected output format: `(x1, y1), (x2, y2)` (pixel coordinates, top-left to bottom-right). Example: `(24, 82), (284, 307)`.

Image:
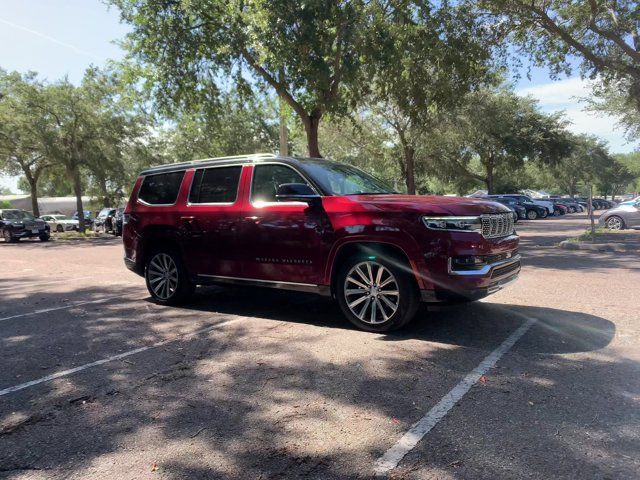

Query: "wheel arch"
(140, 226), (185, 269)
(327, 241), (422, 297)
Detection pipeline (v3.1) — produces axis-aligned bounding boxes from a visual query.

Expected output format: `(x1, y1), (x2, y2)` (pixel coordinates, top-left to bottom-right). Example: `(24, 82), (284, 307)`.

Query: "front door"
(239, 163), (331, 285)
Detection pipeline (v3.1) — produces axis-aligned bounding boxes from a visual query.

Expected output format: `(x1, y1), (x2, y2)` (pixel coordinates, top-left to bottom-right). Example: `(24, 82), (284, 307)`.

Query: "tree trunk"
(485, 155), (495, 194)
(71, 166), (86, 232)
(98, 177), (109, 208)
(279, 98), (289, 156)
(303, 115), (322, 158)
(27, 178), (40, 217)
(404, 145), (416, 195)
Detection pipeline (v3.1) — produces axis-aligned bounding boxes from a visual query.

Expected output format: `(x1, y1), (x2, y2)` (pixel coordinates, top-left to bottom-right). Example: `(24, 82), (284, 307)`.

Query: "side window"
(138, 171), (185, 205)
(251, 164), (309, 203)
(189, 166), (242, 204)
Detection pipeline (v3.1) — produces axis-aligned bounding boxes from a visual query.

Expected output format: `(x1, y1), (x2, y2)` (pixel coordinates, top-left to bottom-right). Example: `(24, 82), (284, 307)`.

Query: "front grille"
(481, 213), (515, 239)
(491, 260), (520, 278)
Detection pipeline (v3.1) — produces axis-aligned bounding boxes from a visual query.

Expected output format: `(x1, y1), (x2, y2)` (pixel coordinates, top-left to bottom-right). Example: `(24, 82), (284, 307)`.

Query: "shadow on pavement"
(0, 282), (627, 479)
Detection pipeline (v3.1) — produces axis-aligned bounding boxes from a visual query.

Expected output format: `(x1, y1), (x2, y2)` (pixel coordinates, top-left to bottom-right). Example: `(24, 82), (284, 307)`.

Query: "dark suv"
(1, 209), (50, 242)
(123, 154), (520, 332)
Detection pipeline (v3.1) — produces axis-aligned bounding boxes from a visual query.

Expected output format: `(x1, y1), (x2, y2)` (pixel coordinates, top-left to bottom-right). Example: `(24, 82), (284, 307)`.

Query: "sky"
(0, 0), (637, 193)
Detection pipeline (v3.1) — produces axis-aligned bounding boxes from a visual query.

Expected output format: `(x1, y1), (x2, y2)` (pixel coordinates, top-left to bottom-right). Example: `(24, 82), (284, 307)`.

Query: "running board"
(196, 274), (331, 296)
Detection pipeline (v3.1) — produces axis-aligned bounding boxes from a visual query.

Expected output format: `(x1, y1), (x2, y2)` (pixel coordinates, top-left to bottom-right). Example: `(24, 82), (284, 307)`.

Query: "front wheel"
(145, 250), (195, 305)
(39, 233), (50, 242)
(3, 229), (17, 242)
(540, 209), (548, 218)
(526, 209), (538, 220)
(56, 224), (64, 233)
(336, 256), (419, 332)
(605, 216), (625, 230)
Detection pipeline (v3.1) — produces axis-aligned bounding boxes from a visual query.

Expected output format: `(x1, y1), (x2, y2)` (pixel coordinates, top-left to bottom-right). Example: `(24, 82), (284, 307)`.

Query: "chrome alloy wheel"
(606, 216), (623, 230)
(147, 253), (179, 300)
(344, 261), (399, 325)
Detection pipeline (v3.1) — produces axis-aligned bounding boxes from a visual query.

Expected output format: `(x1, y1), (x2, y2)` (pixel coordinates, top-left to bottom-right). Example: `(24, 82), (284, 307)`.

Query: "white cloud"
(516, 77), (638, 153)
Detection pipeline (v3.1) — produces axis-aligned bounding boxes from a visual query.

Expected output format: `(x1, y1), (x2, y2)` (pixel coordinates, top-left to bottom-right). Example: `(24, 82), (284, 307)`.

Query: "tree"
(111, 0), (389, 157)
(0, 70), (52, 216)
(547, 134), (609, 196)
(428, 89), (572, 194)
(367, 2), (501, 194)
(164, 90), (279, 161)
(479, 1), (640, 117)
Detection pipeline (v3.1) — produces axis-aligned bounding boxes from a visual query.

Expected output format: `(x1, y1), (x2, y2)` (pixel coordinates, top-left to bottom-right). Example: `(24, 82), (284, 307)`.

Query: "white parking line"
(0, 297), (118, 323)
(0, 319), (238, 397)
(374, 317), (537, 476)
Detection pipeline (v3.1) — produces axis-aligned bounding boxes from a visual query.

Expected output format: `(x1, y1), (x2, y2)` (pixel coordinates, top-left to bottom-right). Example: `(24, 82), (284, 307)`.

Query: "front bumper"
(417, 231), (520, 302)
(13, 228), (48, 238)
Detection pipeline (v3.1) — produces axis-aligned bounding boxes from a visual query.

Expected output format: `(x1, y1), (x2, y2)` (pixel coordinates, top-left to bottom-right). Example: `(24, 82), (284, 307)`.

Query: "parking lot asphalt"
(1, 214), (638, 479)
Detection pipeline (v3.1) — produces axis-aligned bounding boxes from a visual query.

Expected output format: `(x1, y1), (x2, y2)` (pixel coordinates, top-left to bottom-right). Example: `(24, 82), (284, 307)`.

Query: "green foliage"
(111, 0), (388, 156)
(0, 200), (12, 208)
(424, 88), (572, 194)
(477, 0), (640, 132)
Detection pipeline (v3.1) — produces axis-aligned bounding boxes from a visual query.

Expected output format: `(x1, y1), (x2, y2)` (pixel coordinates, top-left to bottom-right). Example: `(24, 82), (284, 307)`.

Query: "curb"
(558, 240), (636, 253)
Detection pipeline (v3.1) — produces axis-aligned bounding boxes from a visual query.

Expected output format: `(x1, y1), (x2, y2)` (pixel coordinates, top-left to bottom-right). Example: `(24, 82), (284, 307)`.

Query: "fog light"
(454, 256), (486, 266)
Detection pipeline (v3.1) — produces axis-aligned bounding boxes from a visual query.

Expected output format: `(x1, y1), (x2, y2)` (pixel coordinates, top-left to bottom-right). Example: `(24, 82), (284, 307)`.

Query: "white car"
(41, 214), (79, 233)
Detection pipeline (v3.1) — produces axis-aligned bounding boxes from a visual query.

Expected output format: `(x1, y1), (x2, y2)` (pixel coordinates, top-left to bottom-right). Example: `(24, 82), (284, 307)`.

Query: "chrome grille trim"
(480, 213), (514, 239)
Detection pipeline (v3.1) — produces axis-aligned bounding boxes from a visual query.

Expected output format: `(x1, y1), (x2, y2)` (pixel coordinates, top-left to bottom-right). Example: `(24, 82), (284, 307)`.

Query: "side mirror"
(275, 183), (321, 205)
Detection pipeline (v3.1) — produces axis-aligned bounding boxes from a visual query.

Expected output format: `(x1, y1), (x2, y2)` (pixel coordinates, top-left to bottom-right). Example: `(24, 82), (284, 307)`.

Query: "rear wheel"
(336, 255), (419, 332)
(605, 215), (625, 230)
(526, 209), (538, 220)
(56, 224), (64, 233)
(145, 250), (195, 305)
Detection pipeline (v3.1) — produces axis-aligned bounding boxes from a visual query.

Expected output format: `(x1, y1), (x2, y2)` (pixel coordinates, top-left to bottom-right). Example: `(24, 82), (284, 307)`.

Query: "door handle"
(180, 216), (200, 232)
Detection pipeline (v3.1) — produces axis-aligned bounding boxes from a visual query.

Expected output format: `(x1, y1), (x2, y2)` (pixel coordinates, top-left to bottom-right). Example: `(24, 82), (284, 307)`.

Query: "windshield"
(53, 215), (68, 220)
(2, 210), (34, 220)
(300, 160), (395, 196)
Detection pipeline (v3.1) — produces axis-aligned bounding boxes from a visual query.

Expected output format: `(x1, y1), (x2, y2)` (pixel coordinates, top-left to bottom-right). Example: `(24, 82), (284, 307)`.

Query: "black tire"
(56, 224), (64, 233)
(526, 209), (538, 220)
(540, 209), (548, 218)
(336, 253), (419, 333)
(569, 206), (576, 213)
(145, 248), (195, 306)
(39, 232), (50, 242)
(605, 215), (625, 230)
(3, 229), (17, 242)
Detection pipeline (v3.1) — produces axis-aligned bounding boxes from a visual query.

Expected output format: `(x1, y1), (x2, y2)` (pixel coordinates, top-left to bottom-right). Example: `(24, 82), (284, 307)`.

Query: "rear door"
(181, 165), (244, 277)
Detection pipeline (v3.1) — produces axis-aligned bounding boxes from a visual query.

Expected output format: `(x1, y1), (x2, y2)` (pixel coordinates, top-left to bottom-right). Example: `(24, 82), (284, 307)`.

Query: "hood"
(346, 194), (512, 216)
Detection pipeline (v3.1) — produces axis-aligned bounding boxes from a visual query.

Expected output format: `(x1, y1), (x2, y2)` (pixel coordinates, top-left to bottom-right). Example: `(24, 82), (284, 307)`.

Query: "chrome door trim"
(197, 274), (331, 296)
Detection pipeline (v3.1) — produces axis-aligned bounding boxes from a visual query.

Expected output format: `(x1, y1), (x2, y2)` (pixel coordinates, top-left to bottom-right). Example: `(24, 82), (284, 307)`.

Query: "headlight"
(422, 216), (482, 233)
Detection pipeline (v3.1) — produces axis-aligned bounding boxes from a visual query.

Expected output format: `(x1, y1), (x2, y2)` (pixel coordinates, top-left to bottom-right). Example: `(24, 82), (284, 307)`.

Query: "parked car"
(486, 195), (546, 220)
(555, 198), (582, 213)
(123, 154), (520, 332)
(72, 210), (94, 226)
(113, 208), (124, 236)
(41, 214), (79, 232)
(550, 200), (568, 216)
(501, 194), (552, 216)
(94, 208), (117, 233)
(620, 196), (639, 206)
(599, 200), (640, 230)
(0, 209), (50, 242)
(489, 197), (522, 222)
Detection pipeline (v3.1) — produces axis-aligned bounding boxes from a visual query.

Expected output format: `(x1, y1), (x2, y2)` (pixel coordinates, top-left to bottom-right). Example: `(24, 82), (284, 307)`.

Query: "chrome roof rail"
(146, 153), (278, 172)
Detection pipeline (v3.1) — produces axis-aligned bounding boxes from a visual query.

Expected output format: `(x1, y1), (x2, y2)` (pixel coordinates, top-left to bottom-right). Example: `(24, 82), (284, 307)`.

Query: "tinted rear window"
(189, 166), (241, 204)
(138, 171), (185, 205)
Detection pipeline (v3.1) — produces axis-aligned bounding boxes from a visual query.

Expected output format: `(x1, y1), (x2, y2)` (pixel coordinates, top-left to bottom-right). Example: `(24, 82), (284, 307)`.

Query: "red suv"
(123, 154), (520, 332)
